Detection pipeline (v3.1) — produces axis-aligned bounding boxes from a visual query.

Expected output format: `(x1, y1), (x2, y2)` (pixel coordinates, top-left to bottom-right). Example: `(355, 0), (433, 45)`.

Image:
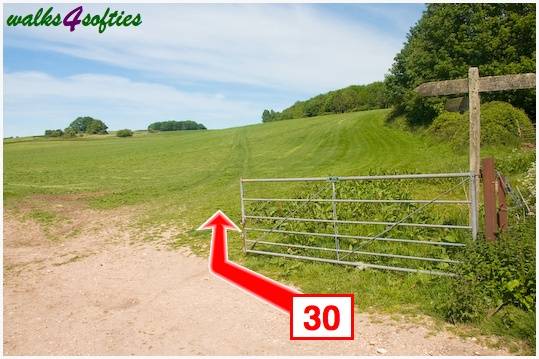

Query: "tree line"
(262, 82), (387, 122)
(147, 120), (206, 131)
(44, 118), (208, 138)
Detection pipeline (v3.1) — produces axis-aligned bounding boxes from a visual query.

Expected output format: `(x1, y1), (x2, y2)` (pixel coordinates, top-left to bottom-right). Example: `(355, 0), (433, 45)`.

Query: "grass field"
(4, 109), (472, 253)
(4, 109), (469, 208)
(3, 109), (534, 351)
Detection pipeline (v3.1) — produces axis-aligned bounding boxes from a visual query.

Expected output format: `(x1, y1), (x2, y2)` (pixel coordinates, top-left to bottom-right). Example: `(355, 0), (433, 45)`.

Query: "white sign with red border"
(290, 294), (354, 340)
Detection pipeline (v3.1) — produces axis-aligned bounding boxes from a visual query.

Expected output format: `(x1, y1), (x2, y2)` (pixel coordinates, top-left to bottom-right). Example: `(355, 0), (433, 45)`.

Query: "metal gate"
(239, 172), (478, 276)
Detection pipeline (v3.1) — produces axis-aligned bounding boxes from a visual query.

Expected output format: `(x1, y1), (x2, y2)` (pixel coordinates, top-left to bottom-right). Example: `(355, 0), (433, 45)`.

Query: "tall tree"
(68, 116), (108, 134)
(385, 3), (536, 125)
(262, 109), (272, 122)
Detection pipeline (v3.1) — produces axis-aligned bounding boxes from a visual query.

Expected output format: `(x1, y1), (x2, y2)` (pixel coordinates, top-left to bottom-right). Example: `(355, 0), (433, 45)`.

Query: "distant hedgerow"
(147, 120), (206, 131)
(44, 129), (64, 137)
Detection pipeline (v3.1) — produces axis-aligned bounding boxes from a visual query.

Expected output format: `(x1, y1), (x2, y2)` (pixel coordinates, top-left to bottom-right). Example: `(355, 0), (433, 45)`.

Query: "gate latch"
(328, 176), (339, 182)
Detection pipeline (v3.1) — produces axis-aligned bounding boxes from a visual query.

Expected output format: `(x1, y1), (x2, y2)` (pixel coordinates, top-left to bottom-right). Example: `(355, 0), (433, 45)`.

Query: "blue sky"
(3, 3), (425, 137)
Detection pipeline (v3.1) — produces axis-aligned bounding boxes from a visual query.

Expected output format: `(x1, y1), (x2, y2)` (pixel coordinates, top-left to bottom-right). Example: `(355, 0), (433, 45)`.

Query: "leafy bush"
(480, 102), (535, 146)
(443, 218), (536, 323)
(429, 101), (534, 148)
(116, 129), (133, 137)
(148, 120), (206, 131)
(428, 112), (465, 144)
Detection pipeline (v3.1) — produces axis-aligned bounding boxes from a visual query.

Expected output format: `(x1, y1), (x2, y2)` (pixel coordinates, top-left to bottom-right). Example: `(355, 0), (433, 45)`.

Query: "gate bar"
(241, 172), (471, 183)
(245, 227), (466, 247)
(245, 215), (471, 230)
(243, 198), (471, 204)
(245, 239), (459, 263)
(246, 249), (457, 277)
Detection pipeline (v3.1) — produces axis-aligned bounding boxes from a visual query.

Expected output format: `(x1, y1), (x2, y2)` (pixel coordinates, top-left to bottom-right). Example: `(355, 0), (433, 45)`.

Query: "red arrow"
(198, 210), (299, 313)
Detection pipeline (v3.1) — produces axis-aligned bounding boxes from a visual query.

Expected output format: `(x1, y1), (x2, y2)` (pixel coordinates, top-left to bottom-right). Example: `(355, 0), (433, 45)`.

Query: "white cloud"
(4, 71), (259, 136)
(3, 4), (414, 136)
(5, 4), (402, 93)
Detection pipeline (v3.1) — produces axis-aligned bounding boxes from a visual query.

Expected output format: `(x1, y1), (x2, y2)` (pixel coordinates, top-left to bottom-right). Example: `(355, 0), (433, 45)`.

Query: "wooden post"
(469, 67), (481, 205)
(482, 157), (497, 241)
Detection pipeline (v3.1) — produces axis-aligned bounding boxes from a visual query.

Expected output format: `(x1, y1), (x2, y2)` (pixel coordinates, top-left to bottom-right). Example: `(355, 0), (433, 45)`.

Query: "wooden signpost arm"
(414, 73), (536, 97)
(479, 73), (536, 92)
(415, 78), (468, 97)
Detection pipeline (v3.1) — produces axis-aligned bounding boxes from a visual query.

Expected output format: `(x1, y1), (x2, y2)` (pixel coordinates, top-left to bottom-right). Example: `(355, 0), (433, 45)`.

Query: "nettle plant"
(443, 218), (536, 323)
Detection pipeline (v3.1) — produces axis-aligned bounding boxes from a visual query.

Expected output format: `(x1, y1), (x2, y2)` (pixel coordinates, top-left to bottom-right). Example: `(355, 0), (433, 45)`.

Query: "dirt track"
(3, 200), (512, 355)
